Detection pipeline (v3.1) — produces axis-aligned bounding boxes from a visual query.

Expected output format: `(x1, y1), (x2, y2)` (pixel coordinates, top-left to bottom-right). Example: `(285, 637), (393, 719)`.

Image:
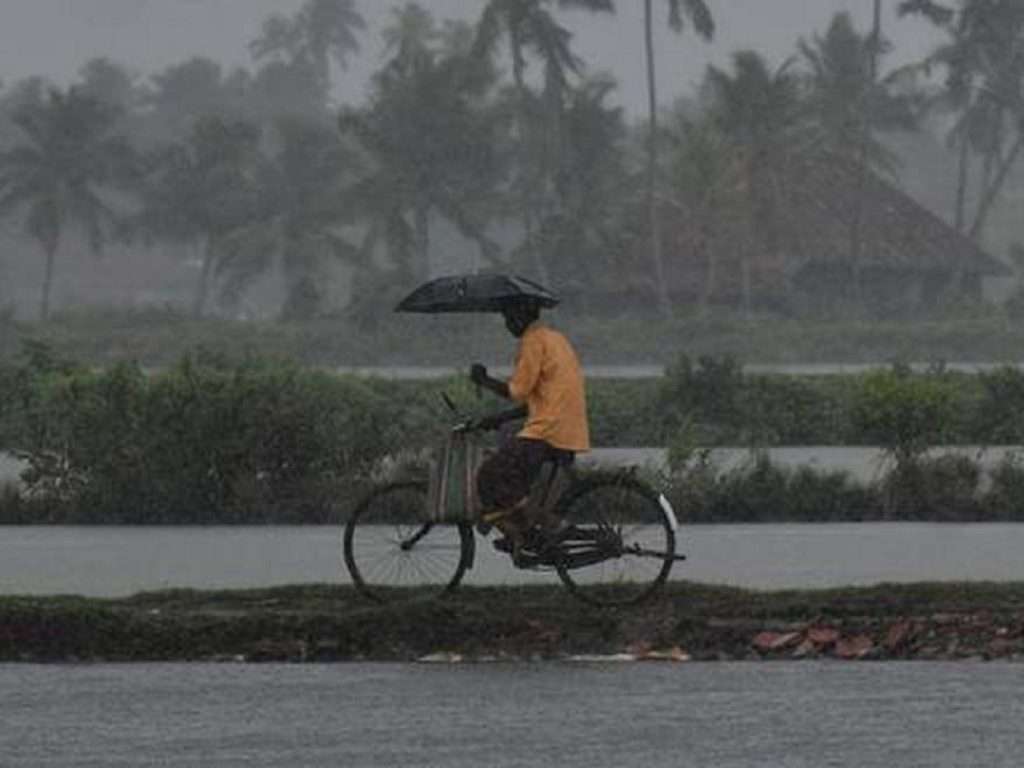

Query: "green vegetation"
(3, 345), (1024, 524)
(2, 582), (1023, 662)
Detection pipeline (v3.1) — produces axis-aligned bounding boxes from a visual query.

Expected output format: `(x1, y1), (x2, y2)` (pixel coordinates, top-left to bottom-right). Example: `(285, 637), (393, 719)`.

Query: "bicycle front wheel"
(554, 475), (677, 607)
(343, 481), (474, 603)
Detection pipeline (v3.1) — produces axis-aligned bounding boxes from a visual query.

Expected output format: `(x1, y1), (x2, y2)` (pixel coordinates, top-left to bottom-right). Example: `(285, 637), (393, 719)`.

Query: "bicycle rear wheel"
(554, 474), (677, 606)
(343, 481), (474, 603)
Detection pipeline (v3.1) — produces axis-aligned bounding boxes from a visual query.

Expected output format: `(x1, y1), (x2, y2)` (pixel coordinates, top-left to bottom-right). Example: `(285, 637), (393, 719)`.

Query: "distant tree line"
(0, 0), (1021, 323)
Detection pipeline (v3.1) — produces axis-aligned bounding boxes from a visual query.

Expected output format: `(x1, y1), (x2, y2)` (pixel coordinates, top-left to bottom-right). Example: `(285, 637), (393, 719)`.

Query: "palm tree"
(135, 117), (265, 317)
(665, 110), (743, 314)
(902, 0), (1024, 242)
(339, 6), (502, 287)
(644, 0), (713, 315)
(250, 0), (366, 95)
(472, 0), (613, 283)
(540, 74), (630, 290)
(0, 87), (135, 320)
(704, 51), (806, 316)
(143, 57), (249, 143)
(799, 11), (920, 300)
(255, 118), (360, 320)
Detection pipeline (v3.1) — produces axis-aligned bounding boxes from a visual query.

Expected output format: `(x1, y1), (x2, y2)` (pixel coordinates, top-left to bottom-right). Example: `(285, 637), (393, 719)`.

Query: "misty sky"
(0, 0), (944, 117)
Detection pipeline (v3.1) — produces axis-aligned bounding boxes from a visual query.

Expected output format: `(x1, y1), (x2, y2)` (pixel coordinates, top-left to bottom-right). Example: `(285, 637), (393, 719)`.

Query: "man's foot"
(492, 536), (515, 554)
(494, 525), (569, 557)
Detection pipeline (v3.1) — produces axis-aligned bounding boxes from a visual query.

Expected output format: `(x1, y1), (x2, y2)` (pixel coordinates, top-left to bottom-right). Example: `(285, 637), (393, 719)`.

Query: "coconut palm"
(144, 57), (250, 143)
(665, 110), (744, 314)
(703, 51), (806, 315)
(135, 117), (265, 317)
(472, 0), (613, 283)
(538, 74), (629, 290)
(252, 118), (360, 320)
(902, 0), (1024, 241)
(339, 6), (502, 288)
(799, 11), (922, 300)
(0, 87), (136, 320)
(644, 0), (714, 315)
(799, 12), (918, 169)
(250, 0), (366, 94)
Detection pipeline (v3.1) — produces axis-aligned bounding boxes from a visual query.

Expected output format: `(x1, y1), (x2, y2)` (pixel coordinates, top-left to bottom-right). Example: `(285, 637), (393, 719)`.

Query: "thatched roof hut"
(786, 160), (1009, 309)
(605, 157), (1010, 316)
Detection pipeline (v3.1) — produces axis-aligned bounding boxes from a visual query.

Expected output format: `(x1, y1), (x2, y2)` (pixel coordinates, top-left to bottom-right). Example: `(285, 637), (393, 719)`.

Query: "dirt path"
(2, 582), (1023, 663)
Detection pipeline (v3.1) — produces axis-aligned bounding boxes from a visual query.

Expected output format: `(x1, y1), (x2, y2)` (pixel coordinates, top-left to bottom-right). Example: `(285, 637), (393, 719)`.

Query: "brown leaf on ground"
(806, 627), (840, 647)
(752, 631), (801, 653)
(884, 620), (916, 652)
(834, 635), (874, 659)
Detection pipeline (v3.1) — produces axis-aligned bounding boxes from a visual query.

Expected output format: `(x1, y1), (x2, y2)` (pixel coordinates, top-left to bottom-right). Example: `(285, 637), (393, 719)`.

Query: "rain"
(2, 2), (1024, 767)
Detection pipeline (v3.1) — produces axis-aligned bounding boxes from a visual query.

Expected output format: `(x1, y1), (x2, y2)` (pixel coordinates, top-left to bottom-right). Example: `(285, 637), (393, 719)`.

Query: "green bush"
(972, 367), (1024, 444)
(980, 453), (1024, 521)
(878, 454), (982, 521)
(0, 352), (417, 523)
(851, 366), (960, 463)
(664, 453), (882, 524)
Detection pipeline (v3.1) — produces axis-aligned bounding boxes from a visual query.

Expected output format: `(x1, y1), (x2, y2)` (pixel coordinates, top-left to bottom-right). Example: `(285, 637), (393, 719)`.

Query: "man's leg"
(476, 438), (550, 554)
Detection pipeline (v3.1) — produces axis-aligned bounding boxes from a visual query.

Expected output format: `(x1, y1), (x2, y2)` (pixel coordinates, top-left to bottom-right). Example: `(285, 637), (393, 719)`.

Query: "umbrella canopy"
(394, 273), (560, 313)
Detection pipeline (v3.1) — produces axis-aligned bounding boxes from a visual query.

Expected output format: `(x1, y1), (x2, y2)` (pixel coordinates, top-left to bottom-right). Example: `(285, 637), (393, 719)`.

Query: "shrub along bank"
(2, 347), (1024, 523)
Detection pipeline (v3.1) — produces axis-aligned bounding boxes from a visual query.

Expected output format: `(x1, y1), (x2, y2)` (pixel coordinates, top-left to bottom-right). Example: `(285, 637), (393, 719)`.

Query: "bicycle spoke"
(343, 482), (471, 601)
(555, 476), (676, 606)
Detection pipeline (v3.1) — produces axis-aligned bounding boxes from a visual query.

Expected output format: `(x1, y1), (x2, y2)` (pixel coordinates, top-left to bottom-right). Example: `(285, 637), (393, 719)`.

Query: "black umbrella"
(394, 273), (559, 313)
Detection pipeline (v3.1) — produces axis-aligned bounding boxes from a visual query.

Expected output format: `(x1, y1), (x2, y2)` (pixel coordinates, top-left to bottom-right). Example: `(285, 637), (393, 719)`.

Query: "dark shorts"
(476, 437), (573, 511)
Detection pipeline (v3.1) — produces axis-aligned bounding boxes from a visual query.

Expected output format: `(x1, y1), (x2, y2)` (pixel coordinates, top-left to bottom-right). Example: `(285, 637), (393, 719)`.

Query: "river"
(2, 661), (1021, 767)
(3, 522), (1024, 597)
(2, 445), (1020, 491)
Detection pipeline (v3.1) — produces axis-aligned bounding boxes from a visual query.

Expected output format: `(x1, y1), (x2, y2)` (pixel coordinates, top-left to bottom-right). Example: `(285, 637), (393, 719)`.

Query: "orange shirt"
(507, 322), (590, 452)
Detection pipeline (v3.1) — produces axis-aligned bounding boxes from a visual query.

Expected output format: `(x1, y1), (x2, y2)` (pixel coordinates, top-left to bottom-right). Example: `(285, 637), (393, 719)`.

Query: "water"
(3, 522), (1024, 597)
(3, 445), (1017, 491)
(2, 661), (1021, 767)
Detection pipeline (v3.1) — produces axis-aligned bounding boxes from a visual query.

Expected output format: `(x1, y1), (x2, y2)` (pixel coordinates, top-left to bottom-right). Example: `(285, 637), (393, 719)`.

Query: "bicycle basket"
(427, 430), (487, 522)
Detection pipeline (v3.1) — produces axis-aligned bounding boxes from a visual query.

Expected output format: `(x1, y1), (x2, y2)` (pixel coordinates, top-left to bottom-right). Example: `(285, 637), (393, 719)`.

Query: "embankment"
(2, 583), (1023, 663)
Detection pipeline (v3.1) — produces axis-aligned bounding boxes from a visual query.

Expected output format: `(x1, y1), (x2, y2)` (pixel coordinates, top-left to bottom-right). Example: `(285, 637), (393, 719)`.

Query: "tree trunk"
(847, 0), (883, 309)
(954, 129), (970, 232)
(39, 241), (57, 322)
(192, 239), (214, 319)
(414, 198), (430, 281)
(699, 223), (717, 317)
(946, 132), (973, 298)
(969, 134), (1024, 242)
(644, 0), (673, 317)
(741, 253), (752, 320)
(511, 34), (548, 286)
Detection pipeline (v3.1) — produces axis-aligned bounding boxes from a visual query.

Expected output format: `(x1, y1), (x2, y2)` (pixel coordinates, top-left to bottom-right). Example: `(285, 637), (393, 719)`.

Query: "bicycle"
(342, 397), (685, 607)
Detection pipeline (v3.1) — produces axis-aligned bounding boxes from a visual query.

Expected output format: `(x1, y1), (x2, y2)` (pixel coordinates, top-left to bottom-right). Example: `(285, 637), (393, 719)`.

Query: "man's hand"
(470, 363), (488, 386)
(470, 362), (511, 400)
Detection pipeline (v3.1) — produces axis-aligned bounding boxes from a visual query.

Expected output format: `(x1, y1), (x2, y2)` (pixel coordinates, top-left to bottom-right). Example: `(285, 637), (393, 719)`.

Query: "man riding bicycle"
(470, 297), (590, 558)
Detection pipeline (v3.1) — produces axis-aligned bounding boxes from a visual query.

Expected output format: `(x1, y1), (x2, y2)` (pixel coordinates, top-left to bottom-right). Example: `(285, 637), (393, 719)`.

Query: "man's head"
(500, 299), (540, 337)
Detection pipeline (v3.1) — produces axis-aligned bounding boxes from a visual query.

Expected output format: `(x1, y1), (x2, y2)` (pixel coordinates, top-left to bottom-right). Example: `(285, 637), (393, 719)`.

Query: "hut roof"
(789, 159), (1010, 277)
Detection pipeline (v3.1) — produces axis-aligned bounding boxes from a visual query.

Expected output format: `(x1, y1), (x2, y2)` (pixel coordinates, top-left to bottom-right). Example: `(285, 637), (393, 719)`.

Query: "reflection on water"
(2, 661), (1022, 768)
(2, 522), (1024, 597)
